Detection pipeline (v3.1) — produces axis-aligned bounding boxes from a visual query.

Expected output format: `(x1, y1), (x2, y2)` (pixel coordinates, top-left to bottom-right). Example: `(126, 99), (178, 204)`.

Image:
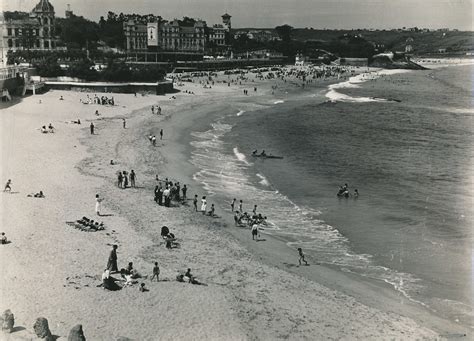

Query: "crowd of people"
(154, 179), (187, 207)
(117, 170), (137, 189)
(80, 94), (115, 106)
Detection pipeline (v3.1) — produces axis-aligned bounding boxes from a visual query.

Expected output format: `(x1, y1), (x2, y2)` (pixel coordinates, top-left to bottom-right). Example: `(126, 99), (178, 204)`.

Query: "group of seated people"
(73, 216), (105, 231)
(120, 262), (145, 285)
(234, 211), (268, 227)
(161, 226), (178, 249)
(27, 190), (45, 198)
(337, 184), (359, 198)
(176, 268), (205, 285)
(40, 123), (55, 134)
(81, 95), (115, 106)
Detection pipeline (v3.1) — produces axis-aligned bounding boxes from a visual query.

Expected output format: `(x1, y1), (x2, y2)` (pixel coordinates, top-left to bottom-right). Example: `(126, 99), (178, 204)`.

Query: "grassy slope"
(233, 28), (474, 54)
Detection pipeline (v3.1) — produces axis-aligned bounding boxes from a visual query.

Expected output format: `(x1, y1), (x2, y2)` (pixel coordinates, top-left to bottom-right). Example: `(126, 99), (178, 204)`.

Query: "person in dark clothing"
(122, 171), (128, 188)
(182, 185), (187, 201)
(193, 195), (198, 211)
(118, 172), (123, 188)
(107, 245), (118, 272)
(130, 170), (136, 188)
(157, 186), (163, 205)
(90, 122), (94, 134)
(176, 183), (180, 201)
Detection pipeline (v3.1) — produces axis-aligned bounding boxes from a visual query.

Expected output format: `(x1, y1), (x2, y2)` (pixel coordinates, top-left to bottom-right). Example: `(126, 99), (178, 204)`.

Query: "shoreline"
(0, 65), (468, 339)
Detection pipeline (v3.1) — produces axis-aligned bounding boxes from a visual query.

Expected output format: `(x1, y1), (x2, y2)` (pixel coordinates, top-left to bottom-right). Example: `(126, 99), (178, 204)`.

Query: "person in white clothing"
(201, 196), (207, 215)
(95, 194), (103, 216)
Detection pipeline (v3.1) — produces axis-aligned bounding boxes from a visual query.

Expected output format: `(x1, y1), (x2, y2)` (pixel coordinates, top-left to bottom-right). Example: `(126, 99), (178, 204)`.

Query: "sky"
(2, 0), (473, 30)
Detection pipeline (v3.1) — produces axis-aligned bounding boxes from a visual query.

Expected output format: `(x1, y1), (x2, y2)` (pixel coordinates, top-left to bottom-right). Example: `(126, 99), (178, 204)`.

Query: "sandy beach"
(0, 68), (465, 340)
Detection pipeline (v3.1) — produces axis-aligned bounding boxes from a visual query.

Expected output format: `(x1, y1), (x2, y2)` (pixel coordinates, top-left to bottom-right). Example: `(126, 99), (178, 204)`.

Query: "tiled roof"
(32, 0), (54, 13)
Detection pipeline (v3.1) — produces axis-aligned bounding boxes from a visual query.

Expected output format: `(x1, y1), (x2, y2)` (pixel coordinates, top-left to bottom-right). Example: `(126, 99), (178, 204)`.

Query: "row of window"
(162, 28), (204, 33)
(7, 39), (55, 49)
(6, 27), (53, 37)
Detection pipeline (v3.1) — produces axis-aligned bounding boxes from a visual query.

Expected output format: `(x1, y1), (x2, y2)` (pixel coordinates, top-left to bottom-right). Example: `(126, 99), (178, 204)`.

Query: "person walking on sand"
(193, 195), (198, 211)
(152, 135), (156, 146)
(160, 129), (163, 140)
(90, 122), (95, 135)
(95, 194), (103, 216)
(130, 170), (136, 188)
(230, 198), (236, 212)
(122, 118), (126, 129)
(298, 248), (309, 266)
(239, 199), (243, 213)
(201, 196), (207, 214)
(4, 179), (12, 192)
(151, 262), (160, 282)
(107, 245), (118, 272)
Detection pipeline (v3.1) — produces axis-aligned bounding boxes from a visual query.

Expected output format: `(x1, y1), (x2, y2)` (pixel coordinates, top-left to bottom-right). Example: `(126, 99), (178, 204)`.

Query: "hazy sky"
(2, 0), (473, 30)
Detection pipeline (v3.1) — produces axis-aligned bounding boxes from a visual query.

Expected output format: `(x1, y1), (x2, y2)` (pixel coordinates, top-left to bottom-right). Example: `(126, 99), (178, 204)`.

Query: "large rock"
(1, 309), (14, 333)
(68, 324), (86, 341)
(33, 317), (52, 339)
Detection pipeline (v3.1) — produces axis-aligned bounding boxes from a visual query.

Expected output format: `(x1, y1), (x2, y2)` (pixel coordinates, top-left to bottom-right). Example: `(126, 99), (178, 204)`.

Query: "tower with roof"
(30, 0), (56, 49)
(222, 13), (231, 29)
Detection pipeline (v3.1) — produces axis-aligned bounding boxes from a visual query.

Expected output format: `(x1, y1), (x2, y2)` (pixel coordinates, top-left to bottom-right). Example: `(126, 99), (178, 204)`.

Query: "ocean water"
(189, 64), (473, 327)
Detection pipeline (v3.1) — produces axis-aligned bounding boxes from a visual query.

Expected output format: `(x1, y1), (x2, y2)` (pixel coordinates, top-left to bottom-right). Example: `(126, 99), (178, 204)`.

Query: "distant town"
(0, 0), (473, 78)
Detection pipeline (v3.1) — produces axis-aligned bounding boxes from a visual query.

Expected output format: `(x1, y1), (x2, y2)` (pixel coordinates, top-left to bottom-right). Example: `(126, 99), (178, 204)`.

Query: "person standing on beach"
(152, 136), (156, 146)
(123, 171), (128, 188)
(107, 245), (118, 272)
(251, 223), (259, 241)
(230, 198), (236, 212)
(157, 186), (163, 205)
(160, 129), (163, 140)
(117, 172), (123, 188)
(163, 186), (171, 207)
(182, 185), (187, 201)
(90, 122), (94, 135)
(193, 195), (198, 211)
(130, 170), (136, 188)
(122, 118), (126, 129)
(253, 205), (257, 215)
(95, 194), (103, 216)
(201, 196), (207, 214)
(151, 262), (160, 282)
(239, 200), (243, 213)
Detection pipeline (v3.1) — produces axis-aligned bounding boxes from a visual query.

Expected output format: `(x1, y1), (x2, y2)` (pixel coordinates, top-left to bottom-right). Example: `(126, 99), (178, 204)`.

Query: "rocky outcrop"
(370, 52), (426, 70)
(0, 309), (15, 333)
(33, 317), (53, 340)
(68, 324), (86, 341)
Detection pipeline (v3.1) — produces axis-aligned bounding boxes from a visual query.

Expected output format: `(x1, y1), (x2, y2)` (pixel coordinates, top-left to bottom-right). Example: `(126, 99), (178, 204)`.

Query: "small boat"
(251, 154), (284, 159)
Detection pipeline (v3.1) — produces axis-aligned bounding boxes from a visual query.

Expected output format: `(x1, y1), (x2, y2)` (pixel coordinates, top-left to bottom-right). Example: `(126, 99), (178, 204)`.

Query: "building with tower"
(0, 0), (58, 64)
